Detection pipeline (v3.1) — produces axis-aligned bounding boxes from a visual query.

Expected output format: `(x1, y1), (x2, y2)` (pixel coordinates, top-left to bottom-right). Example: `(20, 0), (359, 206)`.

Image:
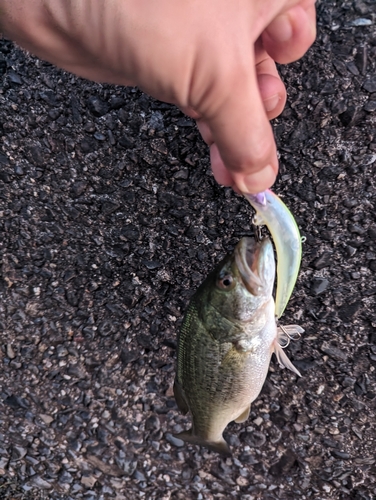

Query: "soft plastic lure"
(243, 190), (302, 319)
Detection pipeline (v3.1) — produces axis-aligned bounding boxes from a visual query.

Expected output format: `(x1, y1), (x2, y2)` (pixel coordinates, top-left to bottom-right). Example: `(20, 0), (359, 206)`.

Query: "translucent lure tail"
(243, 190), (302, 319)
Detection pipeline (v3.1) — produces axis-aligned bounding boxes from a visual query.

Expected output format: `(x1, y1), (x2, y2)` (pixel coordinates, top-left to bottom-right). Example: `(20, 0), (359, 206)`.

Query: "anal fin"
(234, 405), (250, 424)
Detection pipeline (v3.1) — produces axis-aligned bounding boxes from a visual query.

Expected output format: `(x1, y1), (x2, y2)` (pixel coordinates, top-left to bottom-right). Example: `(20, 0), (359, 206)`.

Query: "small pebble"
(6, 344), (16, 359)
(311, 278), (329, 295)
(165, 433), (184, 448)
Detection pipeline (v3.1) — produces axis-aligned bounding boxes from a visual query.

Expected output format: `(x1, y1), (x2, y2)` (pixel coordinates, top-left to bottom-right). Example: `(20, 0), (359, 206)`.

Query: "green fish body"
(174, 237), (300, 455)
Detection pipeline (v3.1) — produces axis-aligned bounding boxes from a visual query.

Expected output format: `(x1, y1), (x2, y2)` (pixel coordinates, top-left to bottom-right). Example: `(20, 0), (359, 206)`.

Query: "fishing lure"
(243, 190), (302, 319)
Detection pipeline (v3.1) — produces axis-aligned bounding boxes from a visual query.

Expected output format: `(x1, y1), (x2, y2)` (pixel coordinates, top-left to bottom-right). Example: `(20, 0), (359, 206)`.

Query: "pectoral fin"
(174, 430), (232, 457)
(173, 379), (189, 415)
(234, 405), (251, 424)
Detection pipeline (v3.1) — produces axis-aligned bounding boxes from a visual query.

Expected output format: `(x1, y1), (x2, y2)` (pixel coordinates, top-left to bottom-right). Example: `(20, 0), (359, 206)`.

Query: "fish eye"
(217, 274), (235, 290)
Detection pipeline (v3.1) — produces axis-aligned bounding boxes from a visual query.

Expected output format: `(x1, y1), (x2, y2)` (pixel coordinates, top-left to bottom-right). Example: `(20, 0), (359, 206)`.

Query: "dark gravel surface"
(0, 1), (376, 499)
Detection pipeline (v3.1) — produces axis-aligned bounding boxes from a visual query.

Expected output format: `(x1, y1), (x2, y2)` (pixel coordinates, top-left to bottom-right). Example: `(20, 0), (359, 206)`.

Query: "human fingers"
(254, 41), (287, 120)
(258, 73), (286, 120)
(198, 74), (279, 195)
(262, 3), (316, 64)
(197, 73), (284, 191)
(195, 50), (286, 192)
(196, 53), (286, 142)
(210, 0), (316, 192)
(207, 143), (277, 194)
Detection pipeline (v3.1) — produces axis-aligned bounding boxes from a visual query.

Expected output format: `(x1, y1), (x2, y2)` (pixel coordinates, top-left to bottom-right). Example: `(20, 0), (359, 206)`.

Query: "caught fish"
(174, 237), (302, 456)
(243, 190), (302, 319)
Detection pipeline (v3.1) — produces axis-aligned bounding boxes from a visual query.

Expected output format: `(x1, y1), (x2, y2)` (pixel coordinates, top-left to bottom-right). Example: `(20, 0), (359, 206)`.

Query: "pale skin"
(0, 0), (316, 193)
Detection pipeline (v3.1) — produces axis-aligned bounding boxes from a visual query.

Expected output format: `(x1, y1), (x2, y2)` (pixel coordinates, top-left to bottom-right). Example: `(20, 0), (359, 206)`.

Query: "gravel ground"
(0, 1), (376, 499)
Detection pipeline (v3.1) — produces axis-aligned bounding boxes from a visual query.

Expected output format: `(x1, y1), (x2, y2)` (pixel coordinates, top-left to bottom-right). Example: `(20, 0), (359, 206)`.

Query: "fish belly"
(184, 334), (274, 440)
(177, 300), (277, 440)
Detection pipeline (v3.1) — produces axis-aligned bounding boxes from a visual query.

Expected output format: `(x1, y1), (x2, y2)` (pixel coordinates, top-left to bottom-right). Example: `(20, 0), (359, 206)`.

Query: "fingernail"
(264, 94), (280, 112)
(267, 14), (293, 43)
(233, 164), (277, 194)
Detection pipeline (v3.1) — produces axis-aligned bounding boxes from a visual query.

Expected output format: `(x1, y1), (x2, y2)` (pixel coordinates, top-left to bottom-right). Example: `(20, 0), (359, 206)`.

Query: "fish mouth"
(234, 237), (264, 295)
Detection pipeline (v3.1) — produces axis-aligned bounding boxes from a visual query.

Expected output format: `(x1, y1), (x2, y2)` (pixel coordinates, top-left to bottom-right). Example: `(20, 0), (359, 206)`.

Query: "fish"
(173, 237), (302, 456)
(243, 190), (302, 319)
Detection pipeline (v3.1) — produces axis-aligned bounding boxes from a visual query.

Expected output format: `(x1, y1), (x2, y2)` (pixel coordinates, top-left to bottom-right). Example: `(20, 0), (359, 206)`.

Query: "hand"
(1, 0), (316, 193)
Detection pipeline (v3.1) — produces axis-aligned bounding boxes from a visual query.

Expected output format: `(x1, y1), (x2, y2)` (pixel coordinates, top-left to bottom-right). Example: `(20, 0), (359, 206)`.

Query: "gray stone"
(311, 278), (329, 295)
(165, 433), (184, 447)
(363, 75), (376, 93)
(321, 341), (347, 361)
(31, 476), (53, 489)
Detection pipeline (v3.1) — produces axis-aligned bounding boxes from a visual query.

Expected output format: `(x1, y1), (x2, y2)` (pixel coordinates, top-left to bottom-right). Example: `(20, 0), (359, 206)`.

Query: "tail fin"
(274, 343), (301, 377)
(274, 324), (303, 377)
(174, 430), (232, 457)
